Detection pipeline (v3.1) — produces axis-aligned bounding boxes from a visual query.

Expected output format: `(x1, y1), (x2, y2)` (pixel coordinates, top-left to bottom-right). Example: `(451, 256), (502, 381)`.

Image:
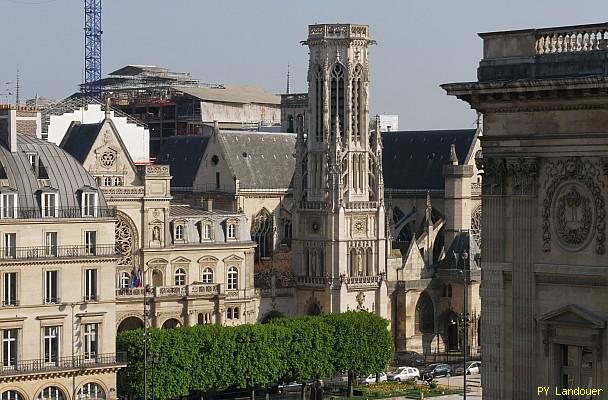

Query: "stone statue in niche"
(357, 251), (364, 276)
(152, 226), (161, 241)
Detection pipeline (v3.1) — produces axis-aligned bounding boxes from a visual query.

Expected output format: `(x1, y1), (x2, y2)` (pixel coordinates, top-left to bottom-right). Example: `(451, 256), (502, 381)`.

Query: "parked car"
(360, 372), (388, 384)
(397, 351), (426, 367)
(388, 366), (420, 382)
(421, 363), (452, 379)
(278, 381), (308, 394)
(455, 361), (481, 376)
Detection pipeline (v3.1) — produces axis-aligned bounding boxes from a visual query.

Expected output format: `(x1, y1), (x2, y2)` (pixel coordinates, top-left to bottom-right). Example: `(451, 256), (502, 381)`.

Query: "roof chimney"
(201, 198), (213, 211)
(0, 105), (38, 151)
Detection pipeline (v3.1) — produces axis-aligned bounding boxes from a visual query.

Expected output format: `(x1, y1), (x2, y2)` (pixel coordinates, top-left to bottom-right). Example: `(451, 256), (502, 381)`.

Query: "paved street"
(431, 373), (482, 399)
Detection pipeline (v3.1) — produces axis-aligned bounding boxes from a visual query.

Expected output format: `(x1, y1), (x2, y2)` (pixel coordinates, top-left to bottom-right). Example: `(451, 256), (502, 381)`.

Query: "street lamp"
(457, 250), (469, 400)
(150, 352), (160, 400)
(143, 280), (152, 400)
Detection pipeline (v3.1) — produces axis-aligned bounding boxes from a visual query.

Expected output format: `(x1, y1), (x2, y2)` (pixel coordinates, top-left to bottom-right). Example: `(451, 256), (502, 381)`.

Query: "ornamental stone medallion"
(100, 151), (116, 168)
(552, 183), (594, 252)
(543, 157), (606, 254)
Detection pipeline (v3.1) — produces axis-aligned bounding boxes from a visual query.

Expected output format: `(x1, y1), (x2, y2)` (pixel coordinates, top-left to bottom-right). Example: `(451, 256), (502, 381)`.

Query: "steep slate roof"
(175, 85), (280, 105)
(382, 129), (476, 191)
(155, 136), (210, 188)
(217, 131), (296, 190)
(60, 122), (103, 163)
(0, 134), (107, 209)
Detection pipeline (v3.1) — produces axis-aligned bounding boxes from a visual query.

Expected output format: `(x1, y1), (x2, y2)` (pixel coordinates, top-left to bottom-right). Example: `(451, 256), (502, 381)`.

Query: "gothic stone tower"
(293, 24), (388, 318)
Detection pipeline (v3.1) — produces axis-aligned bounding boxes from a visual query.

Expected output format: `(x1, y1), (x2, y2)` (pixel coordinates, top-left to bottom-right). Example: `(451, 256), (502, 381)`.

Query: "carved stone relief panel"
(543, 157), (605, 254)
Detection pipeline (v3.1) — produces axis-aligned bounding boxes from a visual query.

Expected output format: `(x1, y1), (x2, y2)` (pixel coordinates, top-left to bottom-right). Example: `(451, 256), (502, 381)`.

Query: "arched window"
(174, 268), (186, 286)
(227, 308), (233, 319)
(366, 248), (374, 276)
(103, 177), (112, 186)
(1, 391), (22, 400)
(330, 63), (345, 140)
(174, 224), (184, 241)
(113, 177), (122, 186)
(202, 267), (213, 283)
(152, 269), (163, 287)
(287, 114), (294, 133)
(415, 291), (434, 334)
(227, 267), (238, 290)
(77, 383), (105, 400)
(251, 210), (273, 261)
(351, 64), (363, 142)
(119, 272), (130, 289)
(314, 64), (324, 142)
(37, 387), (65, 400)
(234, 307), (240, 319)
(349, 248), (357, 277)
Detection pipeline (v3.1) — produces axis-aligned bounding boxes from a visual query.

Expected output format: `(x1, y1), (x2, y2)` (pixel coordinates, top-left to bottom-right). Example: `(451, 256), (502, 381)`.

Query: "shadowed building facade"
(444, 23), (608, 399)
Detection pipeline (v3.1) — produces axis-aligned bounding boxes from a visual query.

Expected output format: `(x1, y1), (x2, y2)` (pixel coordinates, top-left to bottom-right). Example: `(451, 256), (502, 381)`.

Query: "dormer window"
(203, 224), (211, 240)
(42, 192), (58, 218)
(27, 153), (37, 169)
(81, 192), (98, 217)
(227, 223), (236, 239)
(175, 224), (184, 241)
(0, 193), (17, 219)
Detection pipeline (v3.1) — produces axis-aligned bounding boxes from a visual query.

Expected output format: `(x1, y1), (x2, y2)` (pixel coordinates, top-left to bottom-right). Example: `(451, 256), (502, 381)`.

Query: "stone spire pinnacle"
(450, 143), (459, 165)
(286, 64), (291, 94)
(104, 96), (111, 120)
(426, 190), (432, 226)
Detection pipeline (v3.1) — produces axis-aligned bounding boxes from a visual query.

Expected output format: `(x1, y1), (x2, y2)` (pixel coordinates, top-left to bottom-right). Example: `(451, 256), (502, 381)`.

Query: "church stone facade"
(292, 24), (388, 317)
(444, 23), (608, 399)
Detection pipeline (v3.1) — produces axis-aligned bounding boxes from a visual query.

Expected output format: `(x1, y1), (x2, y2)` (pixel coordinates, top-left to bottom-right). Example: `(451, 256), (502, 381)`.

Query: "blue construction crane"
(84, 0), (102, 97)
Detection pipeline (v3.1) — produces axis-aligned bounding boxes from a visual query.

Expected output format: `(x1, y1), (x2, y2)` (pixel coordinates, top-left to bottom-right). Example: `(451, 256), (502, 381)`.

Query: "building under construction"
(83, 65), (281, 155)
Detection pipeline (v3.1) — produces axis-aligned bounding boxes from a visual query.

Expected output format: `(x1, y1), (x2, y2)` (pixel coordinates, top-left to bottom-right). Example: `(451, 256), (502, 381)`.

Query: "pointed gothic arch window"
(349, 248), (357, 277)
(471, 204), (481, 248)
(251, 210), (273, 261)
(366, 247), (374, 276)
(351, 64), (363, 142)
(314, 64), (324, 142)
(330, 63), (345, 140)
(415, 291), (434, 334)
(115, 211), (138, 268)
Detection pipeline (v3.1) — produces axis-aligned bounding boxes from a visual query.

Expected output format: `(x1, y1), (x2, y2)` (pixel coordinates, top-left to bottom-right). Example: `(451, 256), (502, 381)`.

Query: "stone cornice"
(0, 256), (117, 266)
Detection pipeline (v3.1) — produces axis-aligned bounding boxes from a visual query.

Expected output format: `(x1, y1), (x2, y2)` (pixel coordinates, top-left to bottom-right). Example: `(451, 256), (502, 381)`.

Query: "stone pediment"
(223, 254), (243, 263)
(198, 256), (218, 263)
(537, 304), (606, 329)
(171, 256), (191, 264)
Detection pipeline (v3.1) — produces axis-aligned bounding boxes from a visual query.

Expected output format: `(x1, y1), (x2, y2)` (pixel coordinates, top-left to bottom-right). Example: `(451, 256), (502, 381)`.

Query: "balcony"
(0, 245), (117, 261)
(116, 283), (221, 299)
(0, 207), (116, 220)
(344, 275), (381, 289)
(0, 352), (127, 379)
(295, 275), (327, 288)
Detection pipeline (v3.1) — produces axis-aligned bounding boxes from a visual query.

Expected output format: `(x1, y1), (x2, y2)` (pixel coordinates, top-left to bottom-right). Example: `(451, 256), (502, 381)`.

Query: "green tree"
(323, 312), (393, 397)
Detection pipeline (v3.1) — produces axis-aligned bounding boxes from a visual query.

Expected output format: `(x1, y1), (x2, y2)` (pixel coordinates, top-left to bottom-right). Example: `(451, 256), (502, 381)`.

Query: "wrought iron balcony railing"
(0, 352), (127, 377)
(0, 207), (116, 220)
(0, 245), (117, 261)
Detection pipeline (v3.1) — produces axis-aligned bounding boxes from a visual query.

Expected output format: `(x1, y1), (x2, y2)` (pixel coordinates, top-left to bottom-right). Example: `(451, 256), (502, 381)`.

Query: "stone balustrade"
(344, 201), (378, 210)
(536, 27), (608, 55)
(295, 275), (327, 287)
(299, 201), (329, 210)
(344, 275), (381, 288)
(115, 283), (222, 299)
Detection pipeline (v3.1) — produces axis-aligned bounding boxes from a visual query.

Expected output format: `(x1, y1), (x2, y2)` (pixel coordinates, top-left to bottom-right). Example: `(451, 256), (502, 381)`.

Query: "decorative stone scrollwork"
(100, 151), (116, 168)
(554, 185), (594, 250)
(115, 211), (138, 267)
(506, 157), (538, 195)
(543, 157), (606, 254)
(471, 204), (482, 248)
(476, 156), (507, 196)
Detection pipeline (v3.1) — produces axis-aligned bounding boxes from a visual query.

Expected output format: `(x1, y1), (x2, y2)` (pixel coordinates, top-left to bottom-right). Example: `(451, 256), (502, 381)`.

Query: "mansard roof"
(382, 129), (476, 191)
(217, 131), (296, 190)
(0, 134), (106, 208)
(155, 136), (210, 189)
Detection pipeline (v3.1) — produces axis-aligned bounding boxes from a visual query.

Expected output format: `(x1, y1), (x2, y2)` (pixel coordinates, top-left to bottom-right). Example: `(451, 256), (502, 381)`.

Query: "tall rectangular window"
(83, 323), (98, 360)
(3, 272), (16, 306)
(227, 223), (236, 239)
(45, 232), (57, 257)
(82, 192), (97, 217)
(203, 224), (211, 240)
(43, 326), (59, 363)
(0, 193), (16, 219)
(4, 233), (16, 258)
(42, 193), (57, 218)
(85, 231), (96, 255)
(215, 172), (220, 189)
(2, 329), (17, 367)
(44, 270), (58, 304)
(84, 269), (97, 301)
(560, 345), (593, 393)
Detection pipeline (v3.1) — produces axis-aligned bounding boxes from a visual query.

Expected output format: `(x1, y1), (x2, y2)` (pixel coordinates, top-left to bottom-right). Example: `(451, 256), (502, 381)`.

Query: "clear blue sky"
(1, 0), (606, 130)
